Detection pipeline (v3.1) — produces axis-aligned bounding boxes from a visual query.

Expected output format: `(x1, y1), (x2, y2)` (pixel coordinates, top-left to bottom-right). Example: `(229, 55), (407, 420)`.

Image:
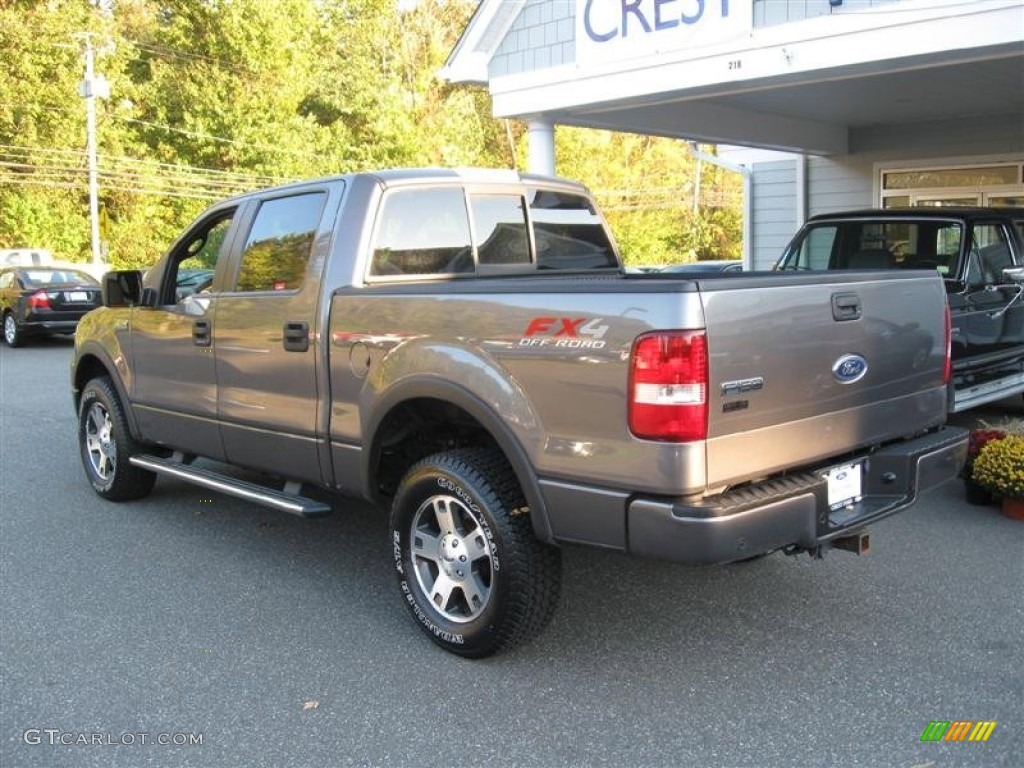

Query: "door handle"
(283, 321), (309, 352)
(832, 292), (862, 321)
(193, 319), (212, 346)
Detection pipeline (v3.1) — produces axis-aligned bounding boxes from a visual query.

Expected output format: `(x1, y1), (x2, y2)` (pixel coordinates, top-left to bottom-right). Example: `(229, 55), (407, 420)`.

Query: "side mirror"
(1002, 266), (1024, 284)
(102, 270), (144, 307)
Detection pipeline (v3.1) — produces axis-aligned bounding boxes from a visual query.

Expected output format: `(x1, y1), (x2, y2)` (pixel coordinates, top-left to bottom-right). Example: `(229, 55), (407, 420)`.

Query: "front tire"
(390, 448), (561, 658)
(78, 377), (156, 501)
(3, 312), (24, 347)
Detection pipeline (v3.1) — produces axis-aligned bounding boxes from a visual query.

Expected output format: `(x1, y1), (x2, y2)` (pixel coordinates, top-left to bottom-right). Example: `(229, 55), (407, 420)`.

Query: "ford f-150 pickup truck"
(72, 169), (967, 657)
(775, 207), (1024, 412)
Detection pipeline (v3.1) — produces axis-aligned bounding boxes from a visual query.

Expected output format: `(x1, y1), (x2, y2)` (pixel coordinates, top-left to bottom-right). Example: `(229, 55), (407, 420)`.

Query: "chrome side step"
(952, 372), (1024, 413)
(129, 454), (332, 517)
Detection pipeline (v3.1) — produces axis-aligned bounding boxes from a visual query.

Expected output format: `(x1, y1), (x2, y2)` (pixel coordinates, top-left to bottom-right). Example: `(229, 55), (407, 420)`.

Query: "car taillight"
(29, 290), (50, 310)
(943, 303), (952, 385)
(629, 331), (708, 442)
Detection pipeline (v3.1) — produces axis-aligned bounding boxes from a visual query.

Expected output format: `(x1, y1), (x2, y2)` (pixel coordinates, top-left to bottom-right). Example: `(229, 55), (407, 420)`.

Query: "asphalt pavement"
(1, 339), (1022, 767)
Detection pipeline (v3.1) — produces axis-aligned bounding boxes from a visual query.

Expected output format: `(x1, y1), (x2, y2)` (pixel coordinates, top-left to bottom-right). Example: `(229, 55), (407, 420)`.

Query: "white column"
(527, 121), (555, 176)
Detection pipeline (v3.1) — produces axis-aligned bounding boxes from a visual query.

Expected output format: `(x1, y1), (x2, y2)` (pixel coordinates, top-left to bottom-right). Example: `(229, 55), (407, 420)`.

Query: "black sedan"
(0, 266), (101, 347)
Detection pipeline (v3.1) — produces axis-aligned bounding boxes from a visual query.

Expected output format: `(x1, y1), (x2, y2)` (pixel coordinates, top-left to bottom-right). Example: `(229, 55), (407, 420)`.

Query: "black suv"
(776, 207), (1024, 412)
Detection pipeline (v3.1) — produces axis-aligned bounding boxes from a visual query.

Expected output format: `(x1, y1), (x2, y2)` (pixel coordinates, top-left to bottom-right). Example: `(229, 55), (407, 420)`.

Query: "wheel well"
(73, 355), (112, 408)
(372, 398), (500, 499)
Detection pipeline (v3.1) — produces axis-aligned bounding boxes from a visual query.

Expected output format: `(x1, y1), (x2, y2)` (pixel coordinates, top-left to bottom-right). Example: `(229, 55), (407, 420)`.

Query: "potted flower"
(971, 435), (1024, 520)
(962, 428), (1005, 505)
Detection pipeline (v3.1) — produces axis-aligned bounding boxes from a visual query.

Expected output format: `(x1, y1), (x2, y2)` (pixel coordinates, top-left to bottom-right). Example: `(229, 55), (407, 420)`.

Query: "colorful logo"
(920, 721), (997, 742)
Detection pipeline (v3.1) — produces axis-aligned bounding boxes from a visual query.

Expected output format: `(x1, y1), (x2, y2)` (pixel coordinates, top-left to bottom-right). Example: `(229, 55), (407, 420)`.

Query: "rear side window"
(371, 188), (473, 276)
(786, 225), (837, 269)
(529, 190), (617, 270)
(234, 192), (326, 292)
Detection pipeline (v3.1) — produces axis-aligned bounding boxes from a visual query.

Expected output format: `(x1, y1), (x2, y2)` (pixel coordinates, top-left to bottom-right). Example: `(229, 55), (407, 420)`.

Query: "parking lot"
(1, 339), (1021, 767)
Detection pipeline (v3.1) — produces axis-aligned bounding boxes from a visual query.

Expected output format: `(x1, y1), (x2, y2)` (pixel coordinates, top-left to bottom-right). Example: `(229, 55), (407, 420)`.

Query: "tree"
(0, 0), (740, 269)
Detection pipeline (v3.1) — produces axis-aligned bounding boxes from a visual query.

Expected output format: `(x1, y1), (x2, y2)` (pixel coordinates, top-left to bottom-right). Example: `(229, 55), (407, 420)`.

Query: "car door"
(130, 203), (244, 459)
(213, 188), (331, 484)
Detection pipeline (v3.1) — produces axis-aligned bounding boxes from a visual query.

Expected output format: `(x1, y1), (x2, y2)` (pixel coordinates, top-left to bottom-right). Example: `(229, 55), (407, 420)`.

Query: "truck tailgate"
(699, 271), (949, 489)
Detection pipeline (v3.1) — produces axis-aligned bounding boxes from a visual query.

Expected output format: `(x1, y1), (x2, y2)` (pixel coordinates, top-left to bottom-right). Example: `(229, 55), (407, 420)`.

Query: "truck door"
(213, 190), (330, 484)
(953, 221), (1023, 362)
(130, 205), (241, 460)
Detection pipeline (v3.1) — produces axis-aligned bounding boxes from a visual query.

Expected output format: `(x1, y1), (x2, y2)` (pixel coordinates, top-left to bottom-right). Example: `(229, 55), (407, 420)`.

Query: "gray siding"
(806, 157), (873, 216)
(753, 0), (899, 28)
(750, 160), (797, 269)
(490, 0), (575, 78)
(751, 114), (1024, 257)
(805, 113), (1024, 216)
(489, 1), (908, 78)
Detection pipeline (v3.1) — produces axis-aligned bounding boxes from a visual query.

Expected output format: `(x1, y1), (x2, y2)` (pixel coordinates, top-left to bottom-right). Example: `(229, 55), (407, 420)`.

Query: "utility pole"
(76, 32), (109, 267)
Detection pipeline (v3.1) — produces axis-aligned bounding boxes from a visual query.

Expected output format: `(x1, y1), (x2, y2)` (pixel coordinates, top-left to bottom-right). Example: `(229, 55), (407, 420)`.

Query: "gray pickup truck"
(72, 169), (967, 657)
(775, 207), (1024, 412)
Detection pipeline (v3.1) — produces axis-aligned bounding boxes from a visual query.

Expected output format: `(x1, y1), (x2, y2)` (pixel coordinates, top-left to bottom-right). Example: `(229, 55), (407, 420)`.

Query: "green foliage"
(551, 127), (742, 266)
(0, 0), (741, 270)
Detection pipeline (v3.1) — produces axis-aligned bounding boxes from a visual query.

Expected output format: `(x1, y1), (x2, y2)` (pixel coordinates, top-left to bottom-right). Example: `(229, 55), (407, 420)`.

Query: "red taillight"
(943, 302), (952, 385)
(629, 331), (708, 442)
(29, 290), (50, 310)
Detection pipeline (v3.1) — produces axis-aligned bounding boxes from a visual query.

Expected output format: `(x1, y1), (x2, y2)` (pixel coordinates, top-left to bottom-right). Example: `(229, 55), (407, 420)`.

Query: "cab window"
(370, 188), (473, 277)
(234, 192), (326, 292)
(161, 210), (236, 305)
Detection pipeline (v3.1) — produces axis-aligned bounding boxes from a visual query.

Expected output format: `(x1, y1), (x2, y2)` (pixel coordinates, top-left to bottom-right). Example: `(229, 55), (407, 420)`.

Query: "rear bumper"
(627, 426), (968, 565)
(21, 319), (80, 335)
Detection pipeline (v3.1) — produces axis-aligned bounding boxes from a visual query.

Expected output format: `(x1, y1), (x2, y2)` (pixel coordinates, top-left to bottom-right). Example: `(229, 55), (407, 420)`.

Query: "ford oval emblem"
(833, 354), (868, 384)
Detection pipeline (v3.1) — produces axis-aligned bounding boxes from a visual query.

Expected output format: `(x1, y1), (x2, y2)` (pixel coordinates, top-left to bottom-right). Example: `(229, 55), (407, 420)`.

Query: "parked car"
(1, 266), (102, 347)
(174, 268), (215, 300)
(774, 207), (1024, 412)
(659, 260), (743, 273)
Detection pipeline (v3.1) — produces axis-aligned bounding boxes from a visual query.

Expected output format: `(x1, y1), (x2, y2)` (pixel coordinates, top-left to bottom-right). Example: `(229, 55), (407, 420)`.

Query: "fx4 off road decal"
(519, 317), (609, 349)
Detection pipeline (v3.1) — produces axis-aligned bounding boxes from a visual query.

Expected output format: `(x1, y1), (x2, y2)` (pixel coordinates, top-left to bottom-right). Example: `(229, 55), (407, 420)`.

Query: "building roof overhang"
(445, 0), (1024, 156)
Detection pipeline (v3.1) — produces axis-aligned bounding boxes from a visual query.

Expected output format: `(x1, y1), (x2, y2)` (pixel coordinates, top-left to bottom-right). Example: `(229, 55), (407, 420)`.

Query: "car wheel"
(78, 377), (156, 501)
(390, 448), (562, 658)
(3, 312), (24, 347)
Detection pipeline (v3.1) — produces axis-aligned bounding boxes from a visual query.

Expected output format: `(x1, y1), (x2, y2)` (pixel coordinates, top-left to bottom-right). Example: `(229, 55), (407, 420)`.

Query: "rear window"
(529, 189), (618, 270)
(21, 270), (98, 287)
(369, 185), (617, 278)
(779, 220), (963, 275)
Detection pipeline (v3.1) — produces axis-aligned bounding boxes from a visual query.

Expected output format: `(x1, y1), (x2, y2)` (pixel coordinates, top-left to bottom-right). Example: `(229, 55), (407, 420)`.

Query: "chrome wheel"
(410, 493), (494, 623)
(84, 402), (116, 481)
(4, 314), (18, 346)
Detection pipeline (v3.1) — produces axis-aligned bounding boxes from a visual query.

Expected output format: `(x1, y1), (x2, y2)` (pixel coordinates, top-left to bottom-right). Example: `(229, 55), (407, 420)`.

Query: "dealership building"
(443, 0), (1024, 267)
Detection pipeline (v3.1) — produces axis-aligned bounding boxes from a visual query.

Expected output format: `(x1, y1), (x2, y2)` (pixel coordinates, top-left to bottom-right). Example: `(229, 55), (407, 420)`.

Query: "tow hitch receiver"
(831, 530), (870, 556)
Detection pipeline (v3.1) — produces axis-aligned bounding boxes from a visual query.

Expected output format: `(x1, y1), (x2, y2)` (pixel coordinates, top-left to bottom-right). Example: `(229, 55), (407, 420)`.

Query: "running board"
(129, 454), (332, 517)
(952, 371), (1024, 413)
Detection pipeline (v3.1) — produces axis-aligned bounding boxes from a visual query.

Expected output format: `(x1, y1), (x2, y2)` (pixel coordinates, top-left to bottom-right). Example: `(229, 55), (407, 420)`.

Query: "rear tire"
(78, 377), (156, 501)
(3, 312), (24, 347)
(390, 448), (561, 657)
